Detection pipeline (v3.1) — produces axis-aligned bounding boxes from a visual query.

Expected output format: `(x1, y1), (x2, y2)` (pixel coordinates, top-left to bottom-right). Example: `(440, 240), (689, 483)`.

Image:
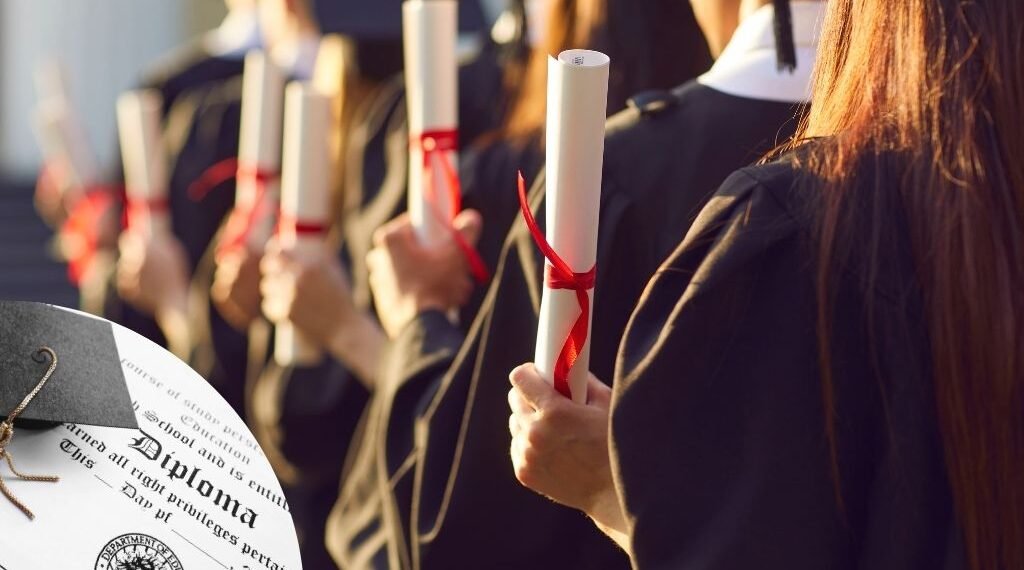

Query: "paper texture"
(117, 89), (170, 238)
(0, 308), (300, 570)
(534, 50), (610, 403)
(32, 97), (98, 203)
(403, 0), (459, 246)
(237, 51), (285, 250)
(274, 82), (331, 366)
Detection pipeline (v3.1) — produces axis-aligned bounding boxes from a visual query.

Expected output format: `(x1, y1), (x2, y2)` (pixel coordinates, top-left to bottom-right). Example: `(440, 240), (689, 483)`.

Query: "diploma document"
(0, 308), (301, 570)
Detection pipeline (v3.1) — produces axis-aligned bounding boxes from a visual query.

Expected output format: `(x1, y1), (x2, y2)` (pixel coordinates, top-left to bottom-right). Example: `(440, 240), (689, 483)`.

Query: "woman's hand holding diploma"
(260, 239), (385, 387)
(508, 363), (631, 553)
(116, 229), (191, 358)
(366, 210), (483, 339)
(212, 246), (264, 331)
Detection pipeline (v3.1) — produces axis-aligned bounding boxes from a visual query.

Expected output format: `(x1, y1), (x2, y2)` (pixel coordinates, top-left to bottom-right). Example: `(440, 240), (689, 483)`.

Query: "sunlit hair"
(793, 1), (1024, 568)
(324, 36), (404, 224)
(501, 0), (711, 144)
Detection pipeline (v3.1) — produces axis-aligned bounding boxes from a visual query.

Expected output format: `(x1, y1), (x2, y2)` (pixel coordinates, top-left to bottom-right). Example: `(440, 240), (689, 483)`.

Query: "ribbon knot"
(411, 130), (490, 285)
(545, 264), (596, 291)
(517, 172), (597, 399)
(1, 347), (61, 521)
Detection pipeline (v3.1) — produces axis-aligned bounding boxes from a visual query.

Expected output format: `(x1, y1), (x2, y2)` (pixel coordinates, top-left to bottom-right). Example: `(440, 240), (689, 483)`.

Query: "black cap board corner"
(311, 0), (487, 39)
(0, 301), (137, 430)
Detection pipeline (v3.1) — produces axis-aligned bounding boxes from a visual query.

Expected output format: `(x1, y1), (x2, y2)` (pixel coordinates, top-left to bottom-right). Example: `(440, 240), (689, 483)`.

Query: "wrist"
(585, 484), (627, 537)
(413, 294), (453, 316)
(327, 311), (386, 389)
(155, 301), (191, 359)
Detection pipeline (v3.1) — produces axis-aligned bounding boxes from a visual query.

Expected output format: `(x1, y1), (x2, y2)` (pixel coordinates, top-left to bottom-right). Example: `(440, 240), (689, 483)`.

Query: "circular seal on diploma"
(95, 533), (183, 570)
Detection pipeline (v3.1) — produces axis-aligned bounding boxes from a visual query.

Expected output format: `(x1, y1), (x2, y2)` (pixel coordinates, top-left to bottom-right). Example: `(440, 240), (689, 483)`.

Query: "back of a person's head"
(504, 0), (712, 142)
(795, 1), (1024, 568)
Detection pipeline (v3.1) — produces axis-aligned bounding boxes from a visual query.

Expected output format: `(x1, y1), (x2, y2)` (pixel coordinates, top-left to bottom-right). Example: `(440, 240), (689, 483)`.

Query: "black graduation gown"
(140, 39), (247, 118)
(161, 77), (247, 416)
(245, 42), (523, 476)
(612, 158), (965, 569)
(326, 83), (803, 568)
(99, 39), (245, 338)
(244, 78), (407, 570)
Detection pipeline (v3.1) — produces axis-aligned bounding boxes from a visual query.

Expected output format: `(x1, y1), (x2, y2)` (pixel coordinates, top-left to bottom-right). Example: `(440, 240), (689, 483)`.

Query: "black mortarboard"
(0, 302), (137, 429)
(773, 0), (797, 72)
(311, 0), (487, 39)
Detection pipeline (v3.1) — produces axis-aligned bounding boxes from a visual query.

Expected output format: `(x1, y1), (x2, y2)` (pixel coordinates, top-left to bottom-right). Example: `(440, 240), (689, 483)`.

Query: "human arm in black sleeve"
(611, 167), (866, 570)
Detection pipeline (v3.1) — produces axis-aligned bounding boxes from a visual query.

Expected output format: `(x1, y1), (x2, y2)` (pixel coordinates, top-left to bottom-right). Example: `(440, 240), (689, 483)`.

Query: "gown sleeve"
(610, 166), (862, 569)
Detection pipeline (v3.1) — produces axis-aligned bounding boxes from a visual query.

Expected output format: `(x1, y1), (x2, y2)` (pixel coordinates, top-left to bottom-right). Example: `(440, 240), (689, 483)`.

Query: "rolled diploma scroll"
(312, 34), (347, 191)
(274, 82), (331, 366)
(34, 60), (70, 103)
(403, 0), (459, 247)
(117, 89), (170, 238)
(534, 50), (610, 403)
(32, 97), (99, 203)
(235, 51), (285, 249)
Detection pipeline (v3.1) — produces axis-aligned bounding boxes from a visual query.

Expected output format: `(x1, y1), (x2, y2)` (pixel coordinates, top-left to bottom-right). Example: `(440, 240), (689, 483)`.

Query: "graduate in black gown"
(95, 1), (260, 349)
(507, 0), (1024, 568)
(329, 0), (806, 567)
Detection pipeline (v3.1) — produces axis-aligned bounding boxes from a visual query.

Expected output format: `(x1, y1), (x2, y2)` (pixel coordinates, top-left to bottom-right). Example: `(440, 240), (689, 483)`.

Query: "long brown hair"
(314, 34), (404, 225)
(502, 0), (711, 143)
(795, 1), (1024, 568)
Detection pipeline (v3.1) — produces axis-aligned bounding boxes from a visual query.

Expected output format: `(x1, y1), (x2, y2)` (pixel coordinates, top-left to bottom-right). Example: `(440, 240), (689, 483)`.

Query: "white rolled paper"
(403, 0), (459, 247)
(235, 51), (285, 250)
(312, 34), (347, 192)
(274, 82), (331, 367)
(33, 60), (70, 103)
(32, 97), (99, 202)
(534, 50), (610, 403)
(117, 89), (170, 238)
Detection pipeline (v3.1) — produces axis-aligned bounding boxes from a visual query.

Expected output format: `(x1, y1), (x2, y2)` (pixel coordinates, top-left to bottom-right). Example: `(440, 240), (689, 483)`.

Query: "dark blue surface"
(0, 178), (78, 308)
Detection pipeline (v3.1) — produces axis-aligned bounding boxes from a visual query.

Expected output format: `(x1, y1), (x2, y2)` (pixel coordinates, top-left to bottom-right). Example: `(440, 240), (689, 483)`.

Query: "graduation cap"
(310, 0), (487, 39)
(773, 0), (797, 72)
(0, 302), (136, 430)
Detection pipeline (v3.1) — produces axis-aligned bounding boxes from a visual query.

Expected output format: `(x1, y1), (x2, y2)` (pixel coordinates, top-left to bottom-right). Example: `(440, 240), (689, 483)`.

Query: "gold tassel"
(0, 347), (61, 520)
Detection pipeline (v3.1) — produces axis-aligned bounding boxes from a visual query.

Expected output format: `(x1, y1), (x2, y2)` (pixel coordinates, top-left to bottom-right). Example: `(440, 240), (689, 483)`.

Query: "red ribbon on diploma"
(61, 189), (117, 285)
(187, 158), (281, 257)
(36, 161), (120, 284)
(516, 172), (597, 399)
(277, 214), (329, 238)
(125, 195), (169, 232)
(411, 129), (490, 284)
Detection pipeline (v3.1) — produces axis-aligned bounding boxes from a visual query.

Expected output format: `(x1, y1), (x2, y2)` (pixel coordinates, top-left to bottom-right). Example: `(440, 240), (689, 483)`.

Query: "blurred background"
(0, 0), (506, 307)
(0, 0), (226, 306)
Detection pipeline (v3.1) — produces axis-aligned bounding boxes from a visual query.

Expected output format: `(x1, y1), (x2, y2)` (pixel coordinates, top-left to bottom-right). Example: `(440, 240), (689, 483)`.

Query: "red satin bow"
(516, 172), (597, 399)
(412, 129), (490, 285)
(187, 158), (281, 257)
